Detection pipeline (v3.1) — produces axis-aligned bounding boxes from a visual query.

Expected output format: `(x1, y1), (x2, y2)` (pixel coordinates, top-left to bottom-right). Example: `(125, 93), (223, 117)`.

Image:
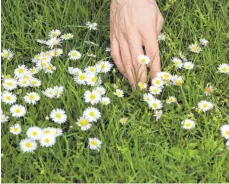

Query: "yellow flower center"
(91, 140), (97, 146)
(32, 132), (38, 136)
(6, 96), (11, 101)
(72, 52), (77, 57)
(15, 108), (21, 113)
(79, 75), (86, 80)
(90, 68), (95, 72)
(175, 80), (182, 86)
(44, 138), (50, 143)
(156, 80), (160, 85)
(89, 112), (95, 116)
(25, 142), (32, 148)
(56, 113), (62, 119)
(152, 103), (158, 108)
(90, 94), (96, 100)
(205, 87), (211, 93)
(18, 68), (24, 73)
(45, 130), (50, 134)
(225, 130), (229, 136)
(101, 64), (105, 69)
(185, 123), (191, 127)
(141, 58), (146, 63)
(13, 127), (18, 132)
(222, 67), (227, 72)
(29, 95), (35, 100)
(80, 119), (88, 126)
(7, 82), (13, 86)
(3, 52), (9, 57)
(203, 104), (208, 108)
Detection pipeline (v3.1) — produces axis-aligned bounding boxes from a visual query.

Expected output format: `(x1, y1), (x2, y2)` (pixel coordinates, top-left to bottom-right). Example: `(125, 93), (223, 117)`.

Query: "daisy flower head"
(149, 98), (163, 110)
(44, 64), (56, 74)
(1, 49), (14, 60)
(181, 119), (196, 130)
(88, 137), (102, 150)
(1, 113), (9, 123)
(218, 64), (229, 74)
(157, 72), (172, 81)
(204, 85), (214, 96)
(171, 75), (183, 86)
(53, 86), (64, 98)
(74, 72), (87, 85)
(29, 67), (40, 75)
(76, 116), (92, 131)
(20, 138), (37, 152)
(94, 86), (106, 96)
(37, 39), (47, 44)
(50, 109), (67, 124)
(138, 82), (147, 90)
(172, 57), (183, 69)
(149, 86), (162, 95)
(86, 74), (102, 86)
(14, 65), (29, 78)
(54, 128), (63, 137)
(143, 93), (155, 104)
(3, 78), (17, 91)
(10, 123), (22, 135)
(113, 89), (124, 98)
(198, 100), (213, 112)
(154, 110), (163, 121)
(51, 48), (63, 57)
(120, 118), (128, 125)
(86, 22), (98, 30)
(189, 43), (201, 53)
(199, 38), (209, 46)
(42, 127), (56, 136)
(10, 104), (26, 117)
(42, 88), (55, 98)
(68, 50), (82, 60)
(158, 33), (166, 41)
(184, 62), (194, 70)
(68, 67), (82, 76)
(18, 78), (31, 88)
(87, 53), (96, 58)
(26, 126), (43, 140)
(137, 55), (150, 65)
(49, 29), (61, 38)
(101, 97), (111, 105)
(85, 66), (97, 75)
(166, 96), (177, 104)
(220, 125), (229, 139)
(83, 107), (101, 122)
(1, 91), (17, 105)
(60, 33), (74, 40)
(46, 37), (62, 49)
(84, 90), (102, 105)
(96, 61), (113, 73)
(24, 92), (40, 105)
(179, 51), (187, 62)
(40, 134), (56, 147)
(151, 77), (165, 88)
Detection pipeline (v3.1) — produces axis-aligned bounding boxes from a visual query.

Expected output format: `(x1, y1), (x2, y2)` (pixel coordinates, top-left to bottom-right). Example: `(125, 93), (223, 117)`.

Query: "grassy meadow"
(1, 0), (229, 182)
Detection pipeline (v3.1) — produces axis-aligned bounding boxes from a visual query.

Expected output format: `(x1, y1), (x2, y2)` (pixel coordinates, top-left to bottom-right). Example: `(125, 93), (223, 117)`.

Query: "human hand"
(110, 0), (164, 86)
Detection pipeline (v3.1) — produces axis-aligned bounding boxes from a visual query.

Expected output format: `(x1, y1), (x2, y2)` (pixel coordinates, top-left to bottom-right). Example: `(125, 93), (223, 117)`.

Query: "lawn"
(1, 0), (229, 183)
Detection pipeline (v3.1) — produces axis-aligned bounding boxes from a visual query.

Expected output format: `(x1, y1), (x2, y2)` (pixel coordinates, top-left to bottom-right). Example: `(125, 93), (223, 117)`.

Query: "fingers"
(118, 37), (136, 86)
(128, 38), (147, 83)
(144, 32), (161, 80)
(110, 37), (126, 76)
(156, 11), (164, 35)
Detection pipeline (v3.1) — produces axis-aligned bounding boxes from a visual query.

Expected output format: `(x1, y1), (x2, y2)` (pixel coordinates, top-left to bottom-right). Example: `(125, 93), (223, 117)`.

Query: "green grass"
(1, 0), (229, 182)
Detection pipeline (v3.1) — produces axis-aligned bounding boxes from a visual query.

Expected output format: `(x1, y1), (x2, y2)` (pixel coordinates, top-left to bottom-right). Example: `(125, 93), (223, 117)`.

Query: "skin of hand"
(110, 0), (164, 86)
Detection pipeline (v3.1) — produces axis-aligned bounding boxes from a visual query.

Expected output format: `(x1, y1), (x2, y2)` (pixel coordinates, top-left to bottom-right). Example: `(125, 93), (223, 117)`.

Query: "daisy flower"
(220, 125), (229, 139)
(137, 55), (150, 64)
(26, 126), (43, 140)
(49, 29), (61, 38)
(29, 67), (40, 75)
(158, 33), (166, 41)
(113, 89), (124, 98)
(46, 37), (62, 48)
(172, 57), (183, 69)
(68, 67), (82, 76)
(40, 135), (56, 147)
(61, 33), (74, 40)
(1, 113), (9, 123)
(1, 49), (14, 60)
(42, 88), (55, 98)
(18, 78), (31, 88)
(44, 64), (56, 74)
(94, 86), (106, 96)
(138, 82), (147, 90)
(179, 52), (187, 62)
(143, 93), (155, 103)
(10, 123), (22, 135)
(199, 38), (209, 46)
(51, 48), (63, 57)
(24, 92), (40, 105)
(86, 22), (98, 30)
(19, 138), (37, 152)
(54, 128), (63, 137)
(83, 107), (101, 122)
(183, 62), (194, 70)
(181, 119), (196, 129)
(189, 43), (201, 53)
(37, 39), (47, 44)
(149, 98), (163, 110)
(204, 85), (214, 96)
(86, 75), (102, 86)
(74, 72), (87, 85)
(151, 77), (165, 88)
(84, 90), (102, 105)
(166, 96), (177, 104)
(154, 110), (163, 121)
(157, 72), (172, 81)
(1, 91), (17, 105)
(68, 50), (82, 60)
(53, 86), (64, 98)
(42, 127), (56, 136)
(101, 97), (111, 105)
(198, 100), (213, 112)
(3, 78), (17, 91)
(88, 138), (102, 150)
(149, 86), (162, 95)
(120, 118), (128, 125)
(87, 53), (97, 58)
(50, 109), (67, 124)
(96, 61), (113, 73)
(171, 75), (183, 86)
(10, 104), (26, 117)
(85, 66), (97, 75)
(76, 117), (92, 131)
(218, 64), (229, 74)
